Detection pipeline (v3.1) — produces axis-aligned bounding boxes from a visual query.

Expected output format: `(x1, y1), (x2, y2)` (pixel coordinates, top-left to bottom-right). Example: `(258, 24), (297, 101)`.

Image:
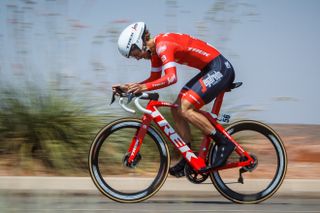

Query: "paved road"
(1, 192), (320, 213)
(1, 177), (320, 212)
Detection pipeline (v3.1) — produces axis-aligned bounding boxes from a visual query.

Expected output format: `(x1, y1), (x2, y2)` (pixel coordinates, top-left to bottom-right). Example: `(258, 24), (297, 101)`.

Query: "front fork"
(126, 114), (152, 165)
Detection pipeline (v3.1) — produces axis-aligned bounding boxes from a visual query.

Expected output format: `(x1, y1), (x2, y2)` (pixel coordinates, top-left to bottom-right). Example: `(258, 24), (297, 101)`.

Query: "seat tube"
(198, 136), (211, 159)
(212, 92), (225, 115)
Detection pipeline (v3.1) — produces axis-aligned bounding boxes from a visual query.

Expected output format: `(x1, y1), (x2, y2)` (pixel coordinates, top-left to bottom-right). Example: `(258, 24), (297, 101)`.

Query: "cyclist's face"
(130, 48), (151, 60)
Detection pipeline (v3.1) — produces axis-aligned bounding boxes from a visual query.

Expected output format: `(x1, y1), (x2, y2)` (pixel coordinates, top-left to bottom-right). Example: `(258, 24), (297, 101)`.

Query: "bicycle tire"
(88, 118), (170, 203)
(208, 120), (287, 204)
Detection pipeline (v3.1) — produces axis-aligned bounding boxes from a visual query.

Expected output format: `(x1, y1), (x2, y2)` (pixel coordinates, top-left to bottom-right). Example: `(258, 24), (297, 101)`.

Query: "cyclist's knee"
(171, 106), (180, 118)
(180, 99), (195, 119)
(171, 99), (181, 116)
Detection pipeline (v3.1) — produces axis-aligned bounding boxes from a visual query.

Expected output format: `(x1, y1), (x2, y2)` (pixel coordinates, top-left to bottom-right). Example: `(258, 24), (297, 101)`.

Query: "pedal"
(199, 165), (216, 174)
(218, 113), (231, 123)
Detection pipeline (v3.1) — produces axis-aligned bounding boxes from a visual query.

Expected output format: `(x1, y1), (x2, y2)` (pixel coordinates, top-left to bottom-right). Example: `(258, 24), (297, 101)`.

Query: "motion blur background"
(0, 0), (319, 177)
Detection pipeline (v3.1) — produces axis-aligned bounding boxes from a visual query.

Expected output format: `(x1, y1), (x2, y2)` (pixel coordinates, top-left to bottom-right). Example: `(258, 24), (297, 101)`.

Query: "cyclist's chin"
(144, 54), (151, 60)
(141, 51), (151, 60)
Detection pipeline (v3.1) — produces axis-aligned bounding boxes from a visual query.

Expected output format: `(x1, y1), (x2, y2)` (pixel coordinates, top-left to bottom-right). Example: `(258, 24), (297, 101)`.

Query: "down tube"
(150, 108), (206, 171)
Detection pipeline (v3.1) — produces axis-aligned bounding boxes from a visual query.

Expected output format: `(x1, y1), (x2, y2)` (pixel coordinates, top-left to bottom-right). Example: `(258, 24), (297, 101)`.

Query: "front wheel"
(209, 120), (287, 204)
(88, 118), (170, 203)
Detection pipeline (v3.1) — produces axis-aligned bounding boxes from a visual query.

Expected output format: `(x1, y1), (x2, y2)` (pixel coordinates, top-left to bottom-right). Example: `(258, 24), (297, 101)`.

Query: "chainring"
(184, 163), (209, 184)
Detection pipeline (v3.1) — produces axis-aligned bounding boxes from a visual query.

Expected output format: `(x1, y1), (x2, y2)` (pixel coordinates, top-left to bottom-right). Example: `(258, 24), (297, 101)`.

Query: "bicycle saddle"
(226, 82), (243, 92)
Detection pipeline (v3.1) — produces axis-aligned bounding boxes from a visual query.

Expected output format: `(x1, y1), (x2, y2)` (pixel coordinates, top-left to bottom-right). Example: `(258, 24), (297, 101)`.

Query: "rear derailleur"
(238, 153), (258, 184)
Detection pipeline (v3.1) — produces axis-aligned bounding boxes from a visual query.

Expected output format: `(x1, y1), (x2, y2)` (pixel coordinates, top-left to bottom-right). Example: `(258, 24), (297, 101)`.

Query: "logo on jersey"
(156, 45), (167, 55)
(200, 71), (223, 92)
(161, 55), (167, 63)
(225, 61), (231, 69)
(167, 75), (176, 84)
(188, 47), (210, 57)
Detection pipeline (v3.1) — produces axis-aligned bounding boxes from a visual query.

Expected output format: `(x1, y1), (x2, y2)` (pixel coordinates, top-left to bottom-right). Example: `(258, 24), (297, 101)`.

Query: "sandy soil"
(272, 124), (320, 179)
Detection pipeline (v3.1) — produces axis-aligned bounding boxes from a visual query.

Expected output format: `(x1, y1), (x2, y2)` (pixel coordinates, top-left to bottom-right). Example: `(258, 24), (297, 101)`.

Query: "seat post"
(211, 92), (225, 115)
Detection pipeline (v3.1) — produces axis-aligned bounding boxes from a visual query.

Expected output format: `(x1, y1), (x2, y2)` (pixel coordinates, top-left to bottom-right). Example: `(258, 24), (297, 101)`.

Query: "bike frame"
(126, 91), (254, 173)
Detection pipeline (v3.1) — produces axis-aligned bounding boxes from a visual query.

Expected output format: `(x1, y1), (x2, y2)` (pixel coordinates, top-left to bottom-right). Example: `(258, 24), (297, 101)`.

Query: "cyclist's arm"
(138, 67), (162, 84)
(144, 66), (177, 90)
(144, 42), (178, 90)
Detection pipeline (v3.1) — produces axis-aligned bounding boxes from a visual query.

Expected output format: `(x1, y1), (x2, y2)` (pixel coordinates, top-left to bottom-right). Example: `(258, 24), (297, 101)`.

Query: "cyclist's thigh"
(200, 55), (235, 103)
(179, 55), (235, 109)
(178, 71), (207, 109)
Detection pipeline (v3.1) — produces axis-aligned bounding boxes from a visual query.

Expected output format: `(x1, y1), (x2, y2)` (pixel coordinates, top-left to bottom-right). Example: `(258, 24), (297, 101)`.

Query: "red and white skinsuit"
(140, 33), (222, 108)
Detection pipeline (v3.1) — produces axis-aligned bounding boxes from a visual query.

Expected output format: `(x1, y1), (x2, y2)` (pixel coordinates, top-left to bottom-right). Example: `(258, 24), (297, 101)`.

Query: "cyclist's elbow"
(167, 73), (177, 85)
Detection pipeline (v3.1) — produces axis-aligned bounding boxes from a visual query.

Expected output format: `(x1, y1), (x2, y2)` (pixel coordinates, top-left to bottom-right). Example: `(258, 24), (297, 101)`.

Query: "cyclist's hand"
(128, 83), (147, 94)
(112, 84), (129, 95)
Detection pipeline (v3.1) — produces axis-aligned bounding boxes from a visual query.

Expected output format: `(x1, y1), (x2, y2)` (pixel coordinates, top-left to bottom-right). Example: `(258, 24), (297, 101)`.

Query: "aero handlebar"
(112, 92), (159, 115)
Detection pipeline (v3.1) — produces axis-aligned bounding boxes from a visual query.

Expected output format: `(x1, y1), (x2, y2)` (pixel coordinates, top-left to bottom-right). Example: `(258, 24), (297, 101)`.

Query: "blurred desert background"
(0, 0), (319, 179)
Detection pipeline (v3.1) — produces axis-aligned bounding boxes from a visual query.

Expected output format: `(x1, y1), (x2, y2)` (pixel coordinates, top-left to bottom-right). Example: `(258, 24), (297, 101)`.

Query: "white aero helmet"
(117, 22), (146, 58)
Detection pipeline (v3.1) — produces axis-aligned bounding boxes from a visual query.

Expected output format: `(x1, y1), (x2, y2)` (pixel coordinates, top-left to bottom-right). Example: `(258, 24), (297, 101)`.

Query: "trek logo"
(132, 23), (138, 30)
(151, 110), (198, 161)
(188, 47), (210, 57)
(126, 23), (139, 49)
(131, 138), (139, 156)
(126, 32), (135, 49)
(151, 81), (166, 88)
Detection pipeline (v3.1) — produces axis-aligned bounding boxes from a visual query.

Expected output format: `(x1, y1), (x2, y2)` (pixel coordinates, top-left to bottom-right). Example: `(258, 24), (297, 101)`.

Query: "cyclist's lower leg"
(171, 102), (192, 142)
(180, 100), (235, 168)
(169, 100), (192, 177)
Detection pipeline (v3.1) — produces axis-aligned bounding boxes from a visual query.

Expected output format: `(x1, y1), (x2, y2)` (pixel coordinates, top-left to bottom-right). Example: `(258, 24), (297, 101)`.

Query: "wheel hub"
(123, 152), (142, 168)
(240, 153), (258, 172)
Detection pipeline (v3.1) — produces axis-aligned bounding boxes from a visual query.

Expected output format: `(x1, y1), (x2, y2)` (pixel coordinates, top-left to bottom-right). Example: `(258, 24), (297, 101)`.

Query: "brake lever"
(127, 92), (143, 104)
(110, 92), (116, 105)
(110, 86), (126, 105)
(127, 93), (134, 104)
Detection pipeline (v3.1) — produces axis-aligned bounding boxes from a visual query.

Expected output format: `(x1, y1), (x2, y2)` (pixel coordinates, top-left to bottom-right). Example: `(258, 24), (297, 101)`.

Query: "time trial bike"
(88, 82), (287, 203)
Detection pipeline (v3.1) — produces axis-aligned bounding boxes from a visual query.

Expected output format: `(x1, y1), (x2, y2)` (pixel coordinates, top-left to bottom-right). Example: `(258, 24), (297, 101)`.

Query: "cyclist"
(113, 22), (236, 178)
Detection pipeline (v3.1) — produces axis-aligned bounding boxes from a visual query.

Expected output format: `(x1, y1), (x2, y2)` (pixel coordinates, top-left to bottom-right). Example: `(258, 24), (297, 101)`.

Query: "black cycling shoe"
(169, 158), (186, 178)
(200, 132), (236, 173)
(211, 131), (236, 168)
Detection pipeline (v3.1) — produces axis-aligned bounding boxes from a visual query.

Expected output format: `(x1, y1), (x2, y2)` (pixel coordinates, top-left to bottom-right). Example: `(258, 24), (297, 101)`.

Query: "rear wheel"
(88, 118), (170, 203)
(209, 120), (287, 203)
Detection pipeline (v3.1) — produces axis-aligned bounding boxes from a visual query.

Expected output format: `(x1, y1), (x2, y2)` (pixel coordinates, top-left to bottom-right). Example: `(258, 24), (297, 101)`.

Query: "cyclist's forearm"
(138, 70), (162, 84)
(145, 68), (177, 90)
